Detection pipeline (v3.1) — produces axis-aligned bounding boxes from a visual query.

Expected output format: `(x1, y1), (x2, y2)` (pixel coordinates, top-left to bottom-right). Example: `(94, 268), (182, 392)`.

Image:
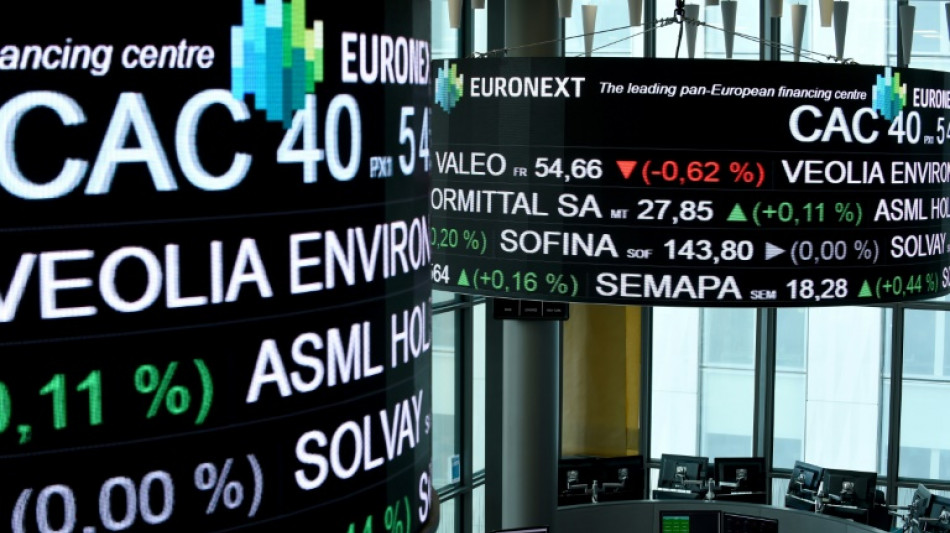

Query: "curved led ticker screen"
(1, 1), (433, 532)
(431, 57), (950, 306)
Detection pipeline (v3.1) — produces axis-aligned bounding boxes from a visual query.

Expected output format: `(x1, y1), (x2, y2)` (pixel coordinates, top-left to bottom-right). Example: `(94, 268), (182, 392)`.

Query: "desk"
(555, 499), (887, 533)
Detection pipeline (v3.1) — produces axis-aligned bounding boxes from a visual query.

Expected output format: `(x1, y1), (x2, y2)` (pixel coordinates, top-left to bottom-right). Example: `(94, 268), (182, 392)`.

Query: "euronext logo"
(231, 0), (324, 127)
(435, 60), (463, 113)
(871, 67), (907, 121)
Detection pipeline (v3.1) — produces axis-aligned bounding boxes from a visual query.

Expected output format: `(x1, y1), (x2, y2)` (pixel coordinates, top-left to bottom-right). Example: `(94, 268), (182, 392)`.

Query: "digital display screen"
(660, 510), (720, 533)
(431, 58), (950, 306)
(2, 1), (433, 532)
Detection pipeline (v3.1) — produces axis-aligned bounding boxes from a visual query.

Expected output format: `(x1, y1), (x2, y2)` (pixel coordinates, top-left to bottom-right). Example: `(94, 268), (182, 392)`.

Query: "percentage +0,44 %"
(0, 359), (213, 446)
(871, 271), (943, 299)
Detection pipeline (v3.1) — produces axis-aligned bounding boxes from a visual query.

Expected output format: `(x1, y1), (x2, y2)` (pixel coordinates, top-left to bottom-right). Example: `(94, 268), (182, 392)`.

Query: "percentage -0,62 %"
(628, 160), (765, 188)
(429, 226), (487, 255)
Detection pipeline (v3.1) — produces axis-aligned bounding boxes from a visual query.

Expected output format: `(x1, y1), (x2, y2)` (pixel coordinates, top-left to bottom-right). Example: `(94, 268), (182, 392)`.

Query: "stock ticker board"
(1, 1), (434, 532)
(431, 57), (950, 307)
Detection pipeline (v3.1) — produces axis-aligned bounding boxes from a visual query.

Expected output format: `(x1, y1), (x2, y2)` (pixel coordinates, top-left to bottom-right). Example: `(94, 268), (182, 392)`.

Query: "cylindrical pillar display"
(0, 0), (435, 532)
(559, 0), (573, 18)
(583, 4), (598, 56)
(685, 3), (700, 58)
(791, 3), (807, 62)
(449, 0), (462, 28)
(833, 1), (849, 61)
(722, 0), (737, 59)
(705, 0), (719, 5)
(628, 0), (643, 26)
(900, 4), (916, 66)
(819, 0), (834, 26)
(769, 0), (783, 17)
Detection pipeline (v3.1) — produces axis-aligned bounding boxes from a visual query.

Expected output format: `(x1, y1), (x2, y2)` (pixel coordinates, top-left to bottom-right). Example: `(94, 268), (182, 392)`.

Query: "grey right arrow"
(765, 242), (786, 260)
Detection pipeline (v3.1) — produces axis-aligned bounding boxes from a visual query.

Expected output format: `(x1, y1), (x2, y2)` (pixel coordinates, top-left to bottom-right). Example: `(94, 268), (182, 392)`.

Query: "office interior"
(427, 1), (950, 532)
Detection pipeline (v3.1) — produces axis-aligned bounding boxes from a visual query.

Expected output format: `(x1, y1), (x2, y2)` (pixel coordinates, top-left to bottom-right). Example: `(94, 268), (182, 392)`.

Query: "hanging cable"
(674, 0), (687, 58)
(469, 6), (857, 65)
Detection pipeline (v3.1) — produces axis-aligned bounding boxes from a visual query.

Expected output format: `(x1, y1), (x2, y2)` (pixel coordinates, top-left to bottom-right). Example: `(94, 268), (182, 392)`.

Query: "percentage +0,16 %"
(470, 269), (579, 297)
(0, 359), (213, 446)
(430, 264), (578, 297)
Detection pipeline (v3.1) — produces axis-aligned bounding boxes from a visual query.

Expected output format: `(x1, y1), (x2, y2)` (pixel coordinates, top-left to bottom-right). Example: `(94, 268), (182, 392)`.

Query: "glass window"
(774, 307), (885, 472)
(563, 0), (646, 57)
(905, 309), (937, 376)
(651, 307), (701, 457)
(773, 371), (806, 469)
(893, 0), (950, 71)
(433, 311), (457, 489)
(652, 308), (756, 460)
(472, 485), (486, 533)
(701, 367), (754, 458)
(436, 498), (456, 533)
(473, 303), (487, 473)
(900, 309), (950, 481)
(702, 309), (755, 366)
(473, 3), (488, 56)
(700, 309), (755, 459)
(434, 290), (458, 306)
(432, 0), (460, 60)
(698, 1), (762, 60)
(777, 308), (807, 370)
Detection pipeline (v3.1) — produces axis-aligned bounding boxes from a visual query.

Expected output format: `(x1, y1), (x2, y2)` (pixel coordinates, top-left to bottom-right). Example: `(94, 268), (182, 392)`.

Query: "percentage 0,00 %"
(11, 455), (263, 533)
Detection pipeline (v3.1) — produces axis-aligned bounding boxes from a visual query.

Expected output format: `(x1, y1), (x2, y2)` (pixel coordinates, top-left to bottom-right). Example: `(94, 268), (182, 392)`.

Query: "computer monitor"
(925, 494), (950, 531)
(596, 455), (645, 501)
(658, 454), (710, 490)
(820, 468), (877, 508)
(910, 484), (933, 522)
(557, 457), (597, 505)
(715, 457), (766, 493)
(789, 460), (824, 494)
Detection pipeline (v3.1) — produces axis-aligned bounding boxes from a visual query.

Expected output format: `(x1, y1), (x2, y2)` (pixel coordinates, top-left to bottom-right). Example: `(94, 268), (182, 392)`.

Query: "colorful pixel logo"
(435, 60), (464, 113)
(871, 67), (907, 121)
(231, 0), (324, 127)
